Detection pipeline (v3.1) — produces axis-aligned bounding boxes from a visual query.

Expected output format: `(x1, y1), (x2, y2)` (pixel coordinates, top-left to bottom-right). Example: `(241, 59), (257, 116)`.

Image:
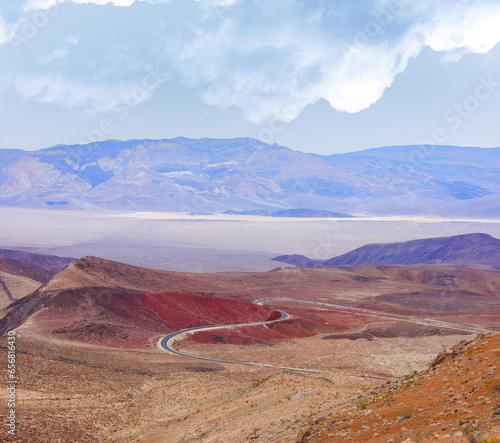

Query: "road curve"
(158, 298), (495, 375)
(157, 310), (319, 373)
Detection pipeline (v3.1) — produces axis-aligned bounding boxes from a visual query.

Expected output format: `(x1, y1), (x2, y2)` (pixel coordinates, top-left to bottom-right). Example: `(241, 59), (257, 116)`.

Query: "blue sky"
(1, 0), (500, 154)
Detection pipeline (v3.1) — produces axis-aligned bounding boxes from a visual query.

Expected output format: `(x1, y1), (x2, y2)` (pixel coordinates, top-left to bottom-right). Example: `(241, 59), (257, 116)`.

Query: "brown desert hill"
(272, 233), (500, 270)
(3, 255), (500, 350)
(0, 248), (75, 273)
(20, 289), (280, 348)
(0, 256), (57, 309)
(0, 256), (281, 347)
(302, 332), (500, 442)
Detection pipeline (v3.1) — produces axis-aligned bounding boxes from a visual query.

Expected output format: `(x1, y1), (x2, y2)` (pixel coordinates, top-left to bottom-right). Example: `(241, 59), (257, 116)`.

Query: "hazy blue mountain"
(272, 233), (500, 270)
(0, 138), (499, 216)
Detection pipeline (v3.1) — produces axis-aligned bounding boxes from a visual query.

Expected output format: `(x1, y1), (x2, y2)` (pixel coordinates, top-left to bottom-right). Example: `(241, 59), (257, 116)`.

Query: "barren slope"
(24, 289), (279, 348)
(303, 333), (500, 442)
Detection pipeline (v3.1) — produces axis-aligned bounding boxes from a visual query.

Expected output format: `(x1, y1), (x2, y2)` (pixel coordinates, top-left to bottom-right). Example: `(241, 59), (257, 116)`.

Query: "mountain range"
(1, 138), (499, 216)
(272, 233), (500, 270)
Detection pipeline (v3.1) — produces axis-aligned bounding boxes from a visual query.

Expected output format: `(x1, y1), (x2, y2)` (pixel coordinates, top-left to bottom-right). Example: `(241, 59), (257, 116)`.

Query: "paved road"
(158, 310), (320, 373)
(158, 297), (496, 374)
(255, 298), (496, 335)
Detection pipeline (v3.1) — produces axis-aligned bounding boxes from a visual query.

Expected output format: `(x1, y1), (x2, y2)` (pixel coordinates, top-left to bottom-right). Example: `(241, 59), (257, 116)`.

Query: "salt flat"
(1, 207), (500, 272)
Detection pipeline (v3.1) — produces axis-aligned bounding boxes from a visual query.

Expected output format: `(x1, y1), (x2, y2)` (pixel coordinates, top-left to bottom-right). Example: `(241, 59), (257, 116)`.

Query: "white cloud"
(14, 74), (155, 113)
(21, 0), (238, 10)
(39, 47), (69, 63)
(6, 0), (500, 123)
(14, 65), (164, 114)
(420, 3), (500, 54)
(22, 0), (64, 11)
(195, 0), (237, 6)
(162, 0), (500, 121)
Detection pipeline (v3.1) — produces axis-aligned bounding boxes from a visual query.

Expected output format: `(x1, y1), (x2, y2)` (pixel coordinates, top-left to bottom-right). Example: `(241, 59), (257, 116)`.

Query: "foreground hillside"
(1, 138), (499, 216)
(303, 333), (500, 442)
(1, 255), (499, 441)
(0, 323), (496, 441)
(273, 233), (500, 270)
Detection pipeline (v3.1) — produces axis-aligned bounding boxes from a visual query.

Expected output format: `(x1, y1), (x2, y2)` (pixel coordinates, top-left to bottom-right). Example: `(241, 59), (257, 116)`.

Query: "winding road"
(157, 298), (496, 375)
(158, 310), (320, 373)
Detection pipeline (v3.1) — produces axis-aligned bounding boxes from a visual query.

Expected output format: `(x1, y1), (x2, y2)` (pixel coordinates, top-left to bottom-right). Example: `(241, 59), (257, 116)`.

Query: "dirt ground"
(0, 328), (477, 443)
(304, 333), (500, 443)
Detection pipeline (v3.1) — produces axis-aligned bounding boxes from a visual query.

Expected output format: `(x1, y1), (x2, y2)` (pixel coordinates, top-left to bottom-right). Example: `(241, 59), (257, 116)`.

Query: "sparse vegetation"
(355, 396), (370, 409)
(484, 378), (500, 391)
(464, 421), (488, 443)
(396, 406), (415, 421)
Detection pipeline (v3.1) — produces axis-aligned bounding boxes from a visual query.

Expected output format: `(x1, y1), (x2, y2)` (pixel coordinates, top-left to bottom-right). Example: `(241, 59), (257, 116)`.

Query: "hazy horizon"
(2, 136), (500, 157)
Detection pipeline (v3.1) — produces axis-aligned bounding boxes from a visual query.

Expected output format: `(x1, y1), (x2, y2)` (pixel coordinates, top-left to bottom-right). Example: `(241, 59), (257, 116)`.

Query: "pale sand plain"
(1, 207), (500, 271)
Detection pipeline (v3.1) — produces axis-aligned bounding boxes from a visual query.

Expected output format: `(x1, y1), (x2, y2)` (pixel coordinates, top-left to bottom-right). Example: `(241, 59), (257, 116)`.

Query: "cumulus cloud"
(162, 0), (500, 121)
(419, 2), (500, 54)
(5, 0), (500, 123)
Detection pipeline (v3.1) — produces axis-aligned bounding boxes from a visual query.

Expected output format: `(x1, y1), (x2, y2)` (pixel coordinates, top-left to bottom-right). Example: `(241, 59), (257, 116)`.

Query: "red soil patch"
(25, 289), (280, 348)
(137, 291), (279, 330)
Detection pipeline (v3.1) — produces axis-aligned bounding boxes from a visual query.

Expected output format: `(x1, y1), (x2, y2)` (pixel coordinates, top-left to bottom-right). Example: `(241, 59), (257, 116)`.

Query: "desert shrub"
(397, 407), (414, 421)
(355, 396), (369, 409)
(485, 378), (500, 392)
(464, 421), (488, 443)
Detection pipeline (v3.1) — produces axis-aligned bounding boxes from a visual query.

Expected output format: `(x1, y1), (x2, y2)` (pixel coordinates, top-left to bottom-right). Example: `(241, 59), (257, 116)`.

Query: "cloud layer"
(3, 0), (500, 124)
(163, 0), (500, 121)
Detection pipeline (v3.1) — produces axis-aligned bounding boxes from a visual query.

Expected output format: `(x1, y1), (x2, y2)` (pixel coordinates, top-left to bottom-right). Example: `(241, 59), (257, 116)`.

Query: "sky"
(0, 0), (500, 155)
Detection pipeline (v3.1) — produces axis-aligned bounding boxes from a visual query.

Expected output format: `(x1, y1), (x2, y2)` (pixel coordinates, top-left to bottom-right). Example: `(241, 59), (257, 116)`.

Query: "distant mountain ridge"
(1, 138), (499, 216)
(272, 233), (500, 270)
(0, 249), (75, 273)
